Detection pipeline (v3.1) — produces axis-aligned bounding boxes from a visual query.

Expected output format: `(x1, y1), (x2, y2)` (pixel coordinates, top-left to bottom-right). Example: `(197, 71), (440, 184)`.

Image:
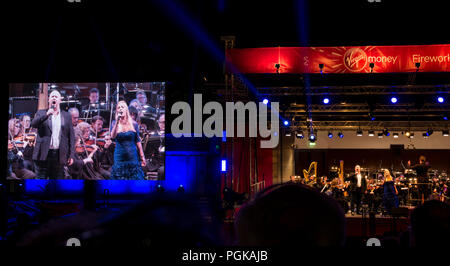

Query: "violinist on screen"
(31, 89), (75, 179)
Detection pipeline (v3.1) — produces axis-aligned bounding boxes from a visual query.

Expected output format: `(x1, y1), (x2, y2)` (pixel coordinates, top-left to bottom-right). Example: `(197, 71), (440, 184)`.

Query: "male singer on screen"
(31, 90), (75, 179)
(109, 101), (146, 180)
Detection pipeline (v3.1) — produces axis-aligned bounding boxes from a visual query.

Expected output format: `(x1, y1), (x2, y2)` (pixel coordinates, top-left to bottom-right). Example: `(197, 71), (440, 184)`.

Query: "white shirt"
(50, 111), (61, 149)
(356, 174), (362, 188)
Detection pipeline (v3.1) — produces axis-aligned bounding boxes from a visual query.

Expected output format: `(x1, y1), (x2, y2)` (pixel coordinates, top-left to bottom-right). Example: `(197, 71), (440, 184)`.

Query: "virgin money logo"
(343, 48), (367, 72)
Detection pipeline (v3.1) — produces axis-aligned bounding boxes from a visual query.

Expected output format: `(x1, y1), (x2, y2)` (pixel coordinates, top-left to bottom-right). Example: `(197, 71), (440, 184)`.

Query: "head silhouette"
(235, 183), (346, 246)
(410, 200), (450, 247)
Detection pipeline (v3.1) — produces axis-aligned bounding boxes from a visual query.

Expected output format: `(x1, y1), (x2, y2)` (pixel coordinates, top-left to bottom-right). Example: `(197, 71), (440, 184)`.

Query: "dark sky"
(6, 0), (449, 84)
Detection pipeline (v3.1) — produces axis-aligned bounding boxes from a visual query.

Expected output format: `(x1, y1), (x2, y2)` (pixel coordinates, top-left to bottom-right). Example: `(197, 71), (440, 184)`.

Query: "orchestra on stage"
(292, 159), (449, 213)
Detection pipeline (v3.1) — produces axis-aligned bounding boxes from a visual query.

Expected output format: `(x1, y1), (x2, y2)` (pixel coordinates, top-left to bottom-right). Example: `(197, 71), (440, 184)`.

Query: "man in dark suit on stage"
(31, 90), (75, 179)
(348, 165), (367, 215)
(408, 155), (431, 204)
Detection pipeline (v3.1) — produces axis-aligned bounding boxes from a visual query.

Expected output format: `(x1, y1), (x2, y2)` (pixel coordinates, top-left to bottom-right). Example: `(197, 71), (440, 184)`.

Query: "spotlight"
(378, 133), (383, 138)
(423, 132), (429, 138)
(323, 98), (330, 104)
(296, 131), (304, 139)
(309, 133), (317, 142)
(285, 130), (292, 137)
(443, 130), (449, 137)
(393, 133), (399, 138)
(409, 132), (415, 138)
(437, 97), (444, 103)
(328, 132), (333, 138)
(405, 131), (411, 138)
(221, 159), (227, 172)
(368, 131), (375, 137)
(283, 120), (289, 126)
(356, 130), (363, 136)
(444, 116), (448, 121)
(262, 98), (269, 105)
(391, 97), (398, 104)
(338, 132), (344, 138)
(383, 129), (390, 136)
(426, 129), (434, 136)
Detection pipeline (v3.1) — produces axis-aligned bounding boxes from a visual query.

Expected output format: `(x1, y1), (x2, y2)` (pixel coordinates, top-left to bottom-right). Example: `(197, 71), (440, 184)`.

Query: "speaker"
(10, 96), (38, 118)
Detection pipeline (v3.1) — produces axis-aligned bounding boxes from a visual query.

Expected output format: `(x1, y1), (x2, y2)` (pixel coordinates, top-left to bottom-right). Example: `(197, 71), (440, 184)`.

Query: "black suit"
(412, 163), (431, 200)
(348, 173), (367, 213)
(31, 109), (75, 179)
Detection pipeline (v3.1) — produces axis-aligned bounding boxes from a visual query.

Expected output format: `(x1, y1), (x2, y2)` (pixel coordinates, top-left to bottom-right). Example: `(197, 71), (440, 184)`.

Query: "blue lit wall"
(25, 179), (84, 195)
(24, 150), (215, 196)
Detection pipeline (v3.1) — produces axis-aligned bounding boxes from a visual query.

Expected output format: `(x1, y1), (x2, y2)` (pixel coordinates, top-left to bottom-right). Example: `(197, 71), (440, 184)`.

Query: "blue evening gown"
(110, 122), (145, 180)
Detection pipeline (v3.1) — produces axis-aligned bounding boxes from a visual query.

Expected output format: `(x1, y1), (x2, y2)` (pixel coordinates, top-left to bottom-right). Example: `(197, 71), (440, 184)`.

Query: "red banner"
(225, 44), (450, 74)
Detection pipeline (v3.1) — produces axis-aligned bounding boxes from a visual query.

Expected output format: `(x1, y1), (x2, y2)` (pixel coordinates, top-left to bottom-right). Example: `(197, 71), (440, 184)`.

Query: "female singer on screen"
(109, 101), (146, 180)
(382, 169), (399, 215)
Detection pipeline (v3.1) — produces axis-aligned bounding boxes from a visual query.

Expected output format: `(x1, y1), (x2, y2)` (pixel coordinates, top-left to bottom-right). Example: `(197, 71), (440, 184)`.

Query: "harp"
(338, 160), (348, 197)
(303, 161), (317, 183)
(338, 160), (344, 184)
